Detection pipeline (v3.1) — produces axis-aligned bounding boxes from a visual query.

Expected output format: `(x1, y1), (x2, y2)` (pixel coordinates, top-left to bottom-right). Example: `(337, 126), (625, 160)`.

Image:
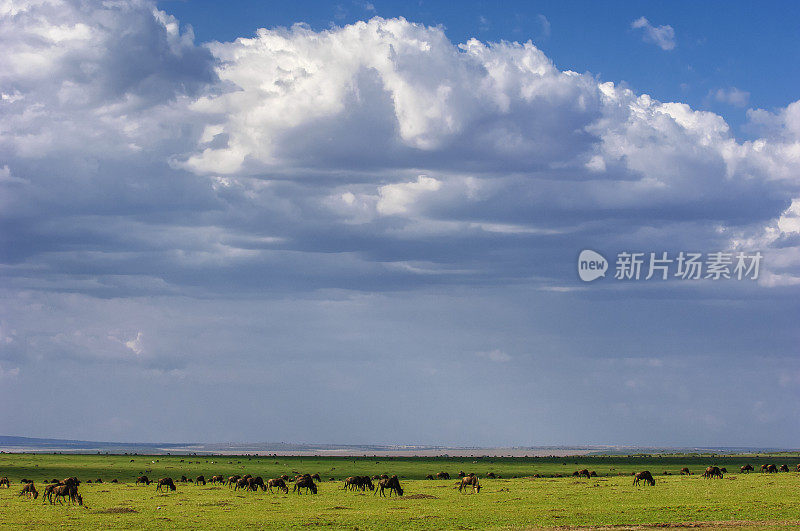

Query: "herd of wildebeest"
(2, 461), (799, 507)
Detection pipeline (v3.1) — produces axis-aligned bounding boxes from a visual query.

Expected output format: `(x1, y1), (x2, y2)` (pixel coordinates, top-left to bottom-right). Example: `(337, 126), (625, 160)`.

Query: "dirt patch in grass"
(94, 507), (137, 514)
(402, 494), (439, 499)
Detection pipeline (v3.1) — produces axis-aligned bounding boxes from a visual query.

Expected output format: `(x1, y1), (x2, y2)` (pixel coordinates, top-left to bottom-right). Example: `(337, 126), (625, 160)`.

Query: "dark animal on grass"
(21, 479), (32, 484)
(267, 478), (288, 494)
(765, 464), (778, 473)
(235, 478), (249, 491)
(95, 478), (102, 484)
(436, 472), (450, 480)
(590, 471), (597, 477)
(136, 476), (151, 486)
(18, 482), (38, 499)
(458, 475), (481, 493)
(86, 480), (92, 484)
(458, 471), (466, 478)
(156, 478), (176, 492)
(180, 476), (188, 483)
(633, 471), (656, 486)
(720, 468), (727, 473)
(51, 485), (81, 505)
(486, 472), (496, 478)
(111, 479), (118, 483)
(702, 466), (723, 479)
(43, 483), (57, 503)
(375, 475), (403, 497)
(292, 475), (317, 494)
(209, 475), (224, 484)
(0, 477), (9, 488)
(195, 475), (206, 485)
(62, 477), (80, 488)
(578, 469), (591, 479)
(249, 477), (266, 491)
(226, 475), (240, 487)
(797, 464), (800, 472)
(741, 464), (753, 473)
(279, 474), (290, 481)
(680, 468), (691, 475)
(779, 464), (789, 472)
(425, 474), (434, 480)
(761, 464), (769, 472)
(310, 473), (321, 481)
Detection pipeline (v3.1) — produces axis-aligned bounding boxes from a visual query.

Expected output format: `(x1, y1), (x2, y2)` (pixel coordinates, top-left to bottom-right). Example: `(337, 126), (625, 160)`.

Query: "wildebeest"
(577, 469), (591, 479)
(196, 475), (206, 485)
(702, 466), (723, 478)
(633, 471), (656, 486)
(425, 474), (434, 480)
(156, 478), (176, 492)
(436, 472), (450, 480)
(740, 464), (753, 473)
(343, 476), (373, 491)
(779, 464), (789, 472)
(680, 467), (691, 475)
(209, 475), (225, 484)
(267, 478), (289, 494)
(18, 482), (38, 499)
(765, 464), (778, 473)
(249, 477), (266, 491)
(95, 478), (103, 484)
(761, 464), (770, 472)
(226, 475), (241, 487)
(51, 484), (81, 505)
(310, 473), (321, 482)
(486, 472), (496, 478)
(375, 475), (403, 497)
(720, 468), (727, 473)
(136, 475), (151, 486)
(458, 475), (481, 493)
(180, 475), (188, 483)
(458, 471), (466, 478)
(0, 477), (9, 488)
(797, 464), (800, 472)
(590, 471), (597, 477)
(292, 475), (317, 494)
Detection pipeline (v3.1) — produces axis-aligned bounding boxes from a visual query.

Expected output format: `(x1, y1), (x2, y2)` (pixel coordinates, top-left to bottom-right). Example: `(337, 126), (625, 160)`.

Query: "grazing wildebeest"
(680, 467), (691, 475)
(436, 472), (450, 480)
(267, 478), (288, 494)
(590, 471), (597, 477)
(779, 464), (789, 472)
(235, 478), (249, 491)
(156, 478), (176, 492)
(375, 475), (403, 497)
(741, 464), (753, 473)
(292, 475), (317, 494)
(226, 475), (241, 487)
(0, 477), (9, 488)
(577, 469), (591, 479)
(310, 473), (321, 482)
(765, 464), (778, 473)
(720, 468), (727, 473)
(209, 475), (224, 484)
(761, 464), (769, 472)
(633, 471), (656, 486)
(180, 475), (188, 483)
(702, 466), (723, 478)
(486, 472), (496, 478)
(51, 485), (81, 505)
(458, 475), (481, 493)
(344, 476), (373, 491)
(249, 477), (266, 491)
(95, 478), (103, 484)
(18, 482), (38, 499)
(458, 471), (466, 478)
(136, 476), (151, 486)
(425, 474), (434, 480)
(279, 474), (290, 481)
(111, 479), (118, 483)
(196, 475), (206, 485)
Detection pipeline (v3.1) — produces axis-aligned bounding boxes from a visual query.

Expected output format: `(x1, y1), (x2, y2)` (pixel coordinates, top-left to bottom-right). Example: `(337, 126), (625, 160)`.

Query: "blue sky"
(0, 0), (799, 447)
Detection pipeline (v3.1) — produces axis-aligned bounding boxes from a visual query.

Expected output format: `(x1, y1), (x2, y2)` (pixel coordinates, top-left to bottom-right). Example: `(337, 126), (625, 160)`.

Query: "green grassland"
(1, 453), (799, 529)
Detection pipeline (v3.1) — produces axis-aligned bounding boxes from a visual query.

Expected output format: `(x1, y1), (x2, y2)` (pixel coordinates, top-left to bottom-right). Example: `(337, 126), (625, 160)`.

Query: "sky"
(0, 0), (798, 448)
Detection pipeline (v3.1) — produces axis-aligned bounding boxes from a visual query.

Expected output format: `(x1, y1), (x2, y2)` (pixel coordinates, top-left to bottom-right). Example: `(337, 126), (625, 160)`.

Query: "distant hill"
(0, 435), (794, 456)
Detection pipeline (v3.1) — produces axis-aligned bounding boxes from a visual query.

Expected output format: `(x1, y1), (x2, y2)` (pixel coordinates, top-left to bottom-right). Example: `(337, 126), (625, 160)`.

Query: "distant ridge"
(0, 435), (794, 456)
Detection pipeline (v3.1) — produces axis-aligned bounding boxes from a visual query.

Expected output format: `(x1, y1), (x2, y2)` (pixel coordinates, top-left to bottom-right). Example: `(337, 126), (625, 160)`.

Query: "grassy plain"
(1, 453), (799, 529)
